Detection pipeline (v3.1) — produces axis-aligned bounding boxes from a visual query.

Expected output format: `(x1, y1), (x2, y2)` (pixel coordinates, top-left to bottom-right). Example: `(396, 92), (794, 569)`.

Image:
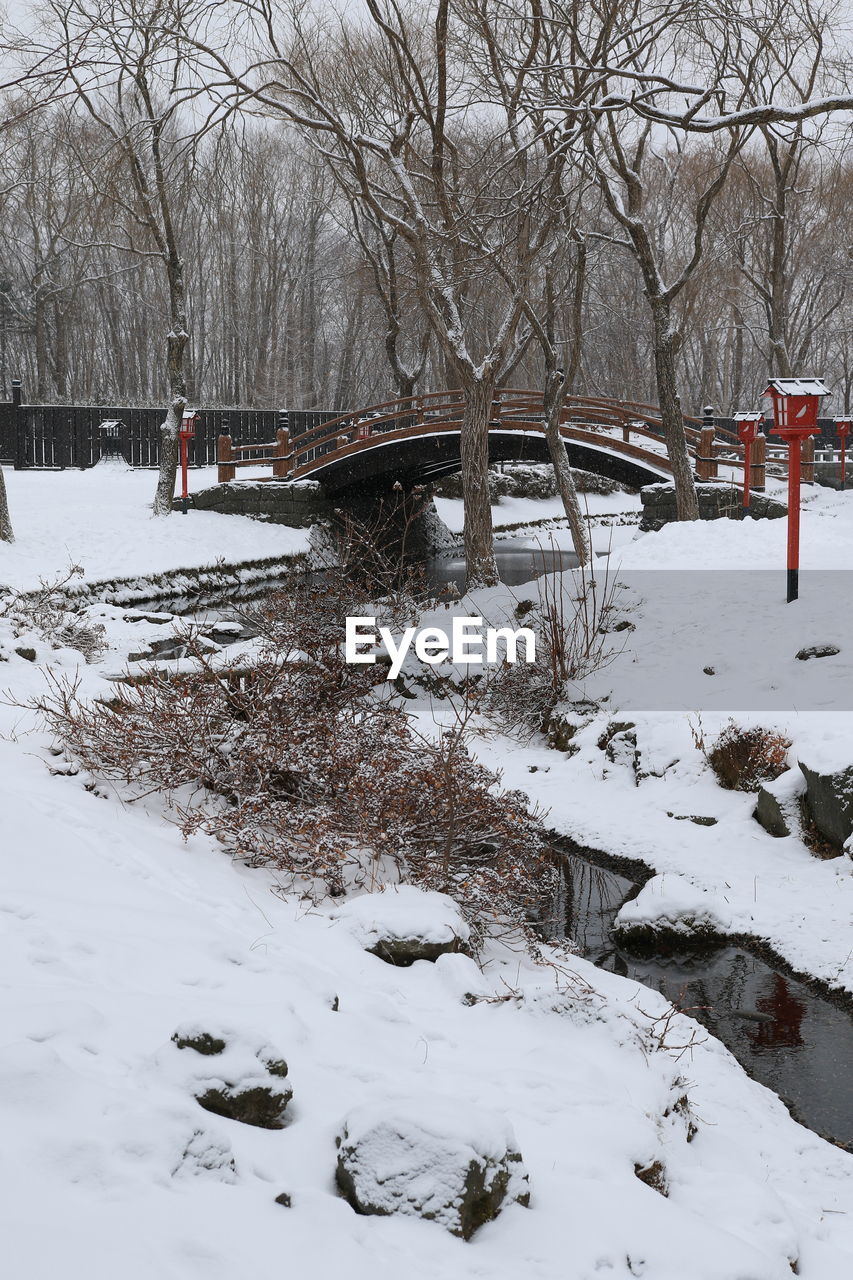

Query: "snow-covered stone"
(753, 768), (806, 839)
(798, 754), (853, 851)
(329, 885), (471, 965)
(335, 1100), (530, 1239)
(614, 873), (734, 950)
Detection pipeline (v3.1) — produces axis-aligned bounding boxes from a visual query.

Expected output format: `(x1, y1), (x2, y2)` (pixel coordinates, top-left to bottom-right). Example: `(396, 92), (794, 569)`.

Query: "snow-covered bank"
(418, 485), (853, 1001)
(434, 487), (641, 545)
(1, 477), (853, 1278)
(1, 639), (852, 1278)
(0, 465), (310, 592)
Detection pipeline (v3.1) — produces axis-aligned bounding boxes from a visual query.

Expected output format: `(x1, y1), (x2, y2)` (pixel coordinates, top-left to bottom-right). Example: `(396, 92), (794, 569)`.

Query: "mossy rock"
(367, 935), (468, 967)
(613, 919), (724, 956)
(172, 1030), (227, 1056)
(335, 1110), (529, 1240)
(195, 1082), (293, 1129)
(260, 1057), (289, 1079)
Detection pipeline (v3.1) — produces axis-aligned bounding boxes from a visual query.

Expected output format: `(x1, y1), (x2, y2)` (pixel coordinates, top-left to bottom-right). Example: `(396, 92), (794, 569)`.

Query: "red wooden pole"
(180, 434), (189, 514)
(743, 438), (752, 508)
(786, 439), (801, 602)
(842, 437), (847, 491)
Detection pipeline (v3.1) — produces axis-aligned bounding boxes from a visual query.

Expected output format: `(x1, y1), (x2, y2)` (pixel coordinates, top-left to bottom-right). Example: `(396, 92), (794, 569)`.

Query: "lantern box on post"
(734, 411), (763, 511)
(836, 418), (851, 491)
(179, 410), (199, 514)
(763, 378), (829, 602)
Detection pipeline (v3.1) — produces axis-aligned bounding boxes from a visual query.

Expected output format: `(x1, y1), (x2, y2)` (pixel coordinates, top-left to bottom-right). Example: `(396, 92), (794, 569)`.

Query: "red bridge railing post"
(217, 432), (235, 483)
(696, 426), (717, 481)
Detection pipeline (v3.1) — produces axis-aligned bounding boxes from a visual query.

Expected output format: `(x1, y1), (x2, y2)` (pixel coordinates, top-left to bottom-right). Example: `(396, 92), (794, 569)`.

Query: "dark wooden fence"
(0, 382), (338, 469)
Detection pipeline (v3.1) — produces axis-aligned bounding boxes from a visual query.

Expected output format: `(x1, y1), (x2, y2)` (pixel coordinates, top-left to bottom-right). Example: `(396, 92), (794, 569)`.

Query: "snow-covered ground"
(435, 487), (642, 544)
(1, 470), (852, 1278)
(415, 484), (853, 1000)
(0, 464), (309, 592)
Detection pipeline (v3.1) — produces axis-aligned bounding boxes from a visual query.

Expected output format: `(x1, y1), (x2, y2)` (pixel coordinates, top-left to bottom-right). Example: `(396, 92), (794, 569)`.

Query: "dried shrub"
(33, 568), (554, 943)
(0, 565), (106, 662)
(703, 721), (791, 792)
(486, 552), (621, 736)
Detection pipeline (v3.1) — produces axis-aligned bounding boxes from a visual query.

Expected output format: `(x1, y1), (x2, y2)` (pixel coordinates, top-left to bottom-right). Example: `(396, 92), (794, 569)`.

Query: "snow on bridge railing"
(214, 390), (736, 485)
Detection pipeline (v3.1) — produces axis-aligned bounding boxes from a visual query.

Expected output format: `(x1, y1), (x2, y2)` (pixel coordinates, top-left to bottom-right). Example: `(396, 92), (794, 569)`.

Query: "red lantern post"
(764, 379), (829, 602)
(734, 411), (763, 511)
(179, 411), (199, 515)
(836, 418), (851, 491)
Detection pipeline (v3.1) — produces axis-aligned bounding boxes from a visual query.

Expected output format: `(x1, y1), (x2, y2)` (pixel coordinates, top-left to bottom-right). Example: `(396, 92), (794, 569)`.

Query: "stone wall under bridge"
(640, 482), (787, 532)
(188, 478), (457, 560)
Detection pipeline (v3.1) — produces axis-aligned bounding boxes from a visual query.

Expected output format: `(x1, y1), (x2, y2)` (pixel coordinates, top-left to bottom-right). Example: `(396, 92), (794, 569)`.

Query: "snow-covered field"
(0, 464), (310, 592)
(1, 469), (852, 1279)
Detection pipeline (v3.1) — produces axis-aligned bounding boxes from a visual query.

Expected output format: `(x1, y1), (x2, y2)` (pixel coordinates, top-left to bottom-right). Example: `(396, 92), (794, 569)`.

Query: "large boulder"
(798, 757), (853, 851)
(753, 769), (806, 839)
(335, 1101), (530, 1239)
(330, 886), (471, 966)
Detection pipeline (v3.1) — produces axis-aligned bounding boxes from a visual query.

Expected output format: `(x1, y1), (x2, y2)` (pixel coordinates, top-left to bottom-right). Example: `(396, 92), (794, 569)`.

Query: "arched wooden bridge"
(217, 389), (742, 494)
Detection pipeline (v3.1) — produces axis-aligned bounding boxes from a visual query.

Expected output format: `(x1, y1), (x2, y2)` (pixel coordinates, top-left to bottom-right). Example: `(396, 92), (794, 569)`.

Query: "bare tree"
(348, 205), (431, 400)
(0, 467), (12, 541)
(180, 0), (576, 586)
(25, 0), (214, 514)
(524, 227), (591, 563)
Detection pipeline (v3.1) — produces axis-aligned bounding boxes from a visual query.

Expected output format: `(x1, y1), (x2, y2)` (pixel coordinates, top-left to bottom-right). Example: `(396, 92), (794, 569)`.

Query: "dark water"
(427, 541), (580, 592)
(556, 854), (853, 1147)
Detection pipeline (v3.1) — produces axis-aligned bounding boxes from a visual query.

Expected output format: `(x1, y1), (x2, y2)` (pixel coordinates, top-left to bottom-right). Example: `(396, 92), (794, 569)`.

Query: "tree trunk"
(458, 373), (498, 589)
(543, 370), (590, 565)
(152, 258), (189, 518)
(34, 285), (49, 401)
(0, 469), (13, 542)
(651, 300), (699, 521)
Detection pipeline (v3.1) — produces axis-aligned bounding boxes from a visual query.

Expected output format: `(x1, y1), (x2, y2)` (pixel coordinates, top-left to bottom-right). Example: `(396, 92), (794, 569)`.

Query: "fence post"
(697, 426), (717, 481)
(751, 433), (766, 492)
(11, 379), (27, 469)
(801, 434), (815, 484)
(272, 426), (291, 478)
(74, 411), (90, 469)
(217, 432), (235, 483)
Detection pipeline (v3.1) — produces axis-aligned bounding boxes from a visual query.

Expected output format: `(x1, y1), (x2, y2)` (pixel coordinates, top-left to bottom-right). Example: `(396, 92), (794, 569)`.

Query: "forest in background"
(0, 89), (850, 415)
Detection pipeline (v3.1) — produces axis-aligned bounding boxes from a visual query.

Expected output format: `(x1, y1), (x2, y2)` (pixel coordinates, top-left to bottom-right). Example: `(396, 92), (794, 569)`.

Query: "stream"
(557, 852), (853, 1148)
(427, 539), (580, 592)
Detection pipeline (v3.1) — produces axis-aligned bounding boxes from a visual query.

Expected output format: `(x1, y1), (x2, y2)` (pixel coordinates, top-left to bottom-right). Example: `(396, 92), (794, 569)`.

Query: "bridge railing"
(217, 427), (291, 482)
(284, 388), (720, 473)
(213, 388), (746, 486)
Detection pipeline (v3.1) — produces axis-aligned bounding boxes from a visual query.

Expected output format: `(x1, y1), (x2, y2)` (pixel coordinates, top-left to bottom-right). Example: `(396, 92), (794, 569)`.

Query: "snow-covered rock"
(170, 1024), (293, 1128)
(335, 1099), (530, 1239)
(329, 886), (471, 965)
(798, 754), (853, 851)
(753, 768), (807, 839)
(614, 873), (734, 950)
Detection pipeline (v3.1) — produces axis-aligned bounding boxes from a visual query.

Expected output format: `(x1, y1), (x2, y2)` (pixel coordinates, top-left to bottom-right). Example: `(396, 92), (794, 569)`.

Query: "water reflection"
(558, 854), (853, 1146)
(428, 542), (580, 592)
